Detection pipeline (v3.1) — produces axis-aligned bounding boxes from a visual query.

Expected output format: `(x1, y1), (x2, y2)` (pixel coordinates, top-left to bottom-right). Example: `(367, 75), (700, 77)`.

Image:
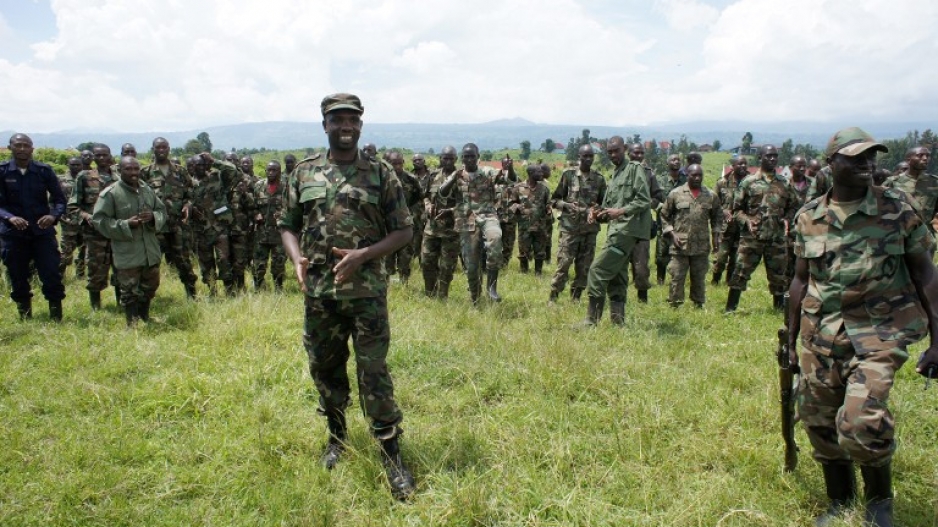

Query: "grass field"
(2, 246), (937, 526)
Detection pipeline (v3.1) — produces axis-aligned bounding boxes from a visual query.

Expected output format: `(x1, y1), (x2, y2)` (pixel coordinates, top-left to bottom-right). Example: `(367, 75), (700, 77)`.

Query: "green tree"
(481, 150), (494, 162)
(713, 140), (722, 152)
(565, 137), (578, 162)
(196, 132), (212, 153)
(741, 132), (753, 154)
(779, 138), (794, 166)
(541, 139), (556, 153)
(76, 141), (96, 152)
(184, 139), (203, 155)
(520, 140), (531, 161)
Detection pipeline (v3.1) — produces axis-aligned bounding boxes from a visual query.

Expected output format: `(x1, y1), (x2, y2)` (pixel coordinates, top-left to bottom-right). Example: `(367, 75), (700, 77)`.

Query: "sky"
(0, 0), (936, 133)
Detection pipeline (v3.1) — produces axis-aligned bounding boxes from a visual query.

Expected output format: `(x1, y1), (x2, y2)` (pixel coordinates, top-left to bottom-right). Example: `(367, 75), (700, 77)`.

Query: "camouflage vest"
(228, 174), (255, 234)
(424, 169), (458, 235)
(57, 175), (78, 227)
(74, 169), (117, 213)
(453, 167), (499, 232)
(254, 178), (285, 244)
(513, 180), (551, 232)
(191, 171), (233, 233)
(141, 162), (192, 226)
(556, 168), (604, 233)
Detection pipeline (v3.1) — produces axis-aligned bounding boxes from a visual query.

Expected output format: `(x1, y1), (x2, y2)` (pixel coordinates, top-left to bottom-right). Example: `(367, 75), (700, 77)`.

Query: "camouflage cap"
(825, 127), (888, 157)
(320, 93), (364, 117)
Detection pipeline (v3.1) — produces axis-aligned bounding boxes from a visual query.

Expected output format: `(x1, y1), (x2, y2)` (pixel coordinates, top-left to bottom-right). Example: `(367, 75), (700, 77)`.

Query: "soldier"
(806, 158), (822, 180)
(410, 153), (432, 266)
(228, 156), (257, 292)
(787, 156), (811, 280)
(496, 156), (519, 269)
(549, 144), (606, 303)
(362, 143), (378, 161)
(92, 156), (166, 325)
(654, 153), (687, 285)
(724, 144), (798, 313)
(80, 149), (94, 171)
(70, 143), (120, 310)
(440, 143), (516, 303)
(141, 137), (199, 299)
(540, 162), (555, 264)
(279, 93), (415, 500)
(627, 143), (662, 303)
(420, 146), (460, 298)
(892, 161), (908, 176)
(284, 154), (298, 178)
(120, 143), (137, 158)
(712, 156), (748, 285)
(384, 151), (422, 284)
(808, 164), (833, 201)
(58, 156), (86, 280)
(578, 136), (652, 326)
(659, 164), (721, 308)
(787, 127), (938, 527)
(0, 133), (67, 321)
(189, 153), (240, 296)
(252, 160), (286, 290)
(883, 146), (938, 233)
(511, 164), (551, 276)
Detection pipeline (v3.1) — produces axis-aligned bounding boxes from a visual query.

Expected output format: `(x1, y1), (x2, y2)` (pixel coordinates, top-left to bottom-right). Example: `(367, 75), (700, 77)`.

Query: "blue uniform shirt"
(0, 159), (67, 238)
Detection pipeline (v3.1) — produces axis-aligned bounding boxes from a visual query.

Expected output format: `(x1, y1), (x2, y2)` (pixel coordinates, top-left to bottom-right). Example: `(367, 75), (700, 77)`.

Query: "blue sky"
(1, 0), (935, 133)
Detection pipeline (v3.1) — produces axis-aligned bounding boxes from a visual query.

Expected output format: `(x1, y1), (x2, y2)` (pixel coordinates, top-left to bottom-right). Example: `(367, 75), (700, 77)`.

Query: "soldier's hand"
(788, 342), (799, 371)
(331, 247), (366, 284)
(82, 212), (93, 224)
(916, 345), (938, 378)
(294, 256), (309, 293)
(128, 215), (142, 228)
(747, 219), (757, 235)
(138, 210), (154, 224)
(671, 235), (684, 252)
(200, 152), (215, 165)
(255, 213), (264, 223)
(8, 216), (28, 230)
(182, 205), (190, 224)
(37, 215), (56, 229)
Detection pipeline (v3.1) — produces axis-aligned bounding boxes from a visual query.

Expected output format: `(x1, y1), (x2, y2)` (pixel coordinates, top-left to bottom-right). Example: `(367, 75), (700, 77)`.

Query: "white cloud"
(654, 0), (720, 30)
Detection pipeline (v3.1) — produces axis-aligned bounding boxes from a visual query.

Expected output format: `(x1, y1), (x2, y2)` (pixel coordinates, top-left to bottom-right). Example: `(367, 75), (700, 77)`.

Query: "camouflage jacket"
(190, 160), (240, 234)
(660, 184), (722, 255)
(794, 186), (935, 355)
(423, 169), (459, 236)
(228, 173), (256, 235)
(551, 167), (606, 234)
(883, 171), (938, 231)
(278, 150), (412, 299)
(495, 169), (519, 224)
(253, 178), (286, 245)
(140, 162), (193, 231)
(68, 168), (118, 230)
(444, 166), (513, 232)
(91, 180), (167, 269)
(602, 161), (652, 242)
(807, 166), (832, 201)
(396, 169), (424, 231)
(733, 170), (798, 242)
(789, 176), (812, 209)
(714, 174), (745, 213)
(511, 180), (551, 233)
(655, 172), (687, 205)
(57, 174), (80, 227)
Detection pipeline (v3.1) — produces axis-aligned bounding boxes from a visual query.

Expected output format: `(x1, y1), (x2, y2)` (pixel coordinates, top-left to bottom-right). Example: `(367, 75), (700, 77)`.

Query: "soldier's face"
(578, 150), (594, 171)
(687, 167), (703, 189)
(462, 149), (479, 171)
(830, 150), (875, 189)
(389, 156), (404, 174)
(323, 110), (363, 153)
(121, 145), (137, 158)
(909, 149), (930, 171)
(667, 156), (681, 170)
(9, 136), (33, 163)
(67, 159), (82, 175)
(120, 160), (141, 187)
(81, 150), (93, 166)
(807, 159), (821, 176)
(790, 159), (806, 178)
(285, 157), (296, 173)
(413, 156), (426, 171)
(266, 164), (281, 179)
(440, 152), (456, 171)
(501, 158), (511, 170)
(894, 161), (909, 175)
(628, 147), (645, 162)
(241, 158), (254, 174)
(734, 159), (748, 176)
(606, 142), (625, 166)
(527, 167), (541, 181)
(760, 148), (779, 171)
(153, 141), (170, 163)
(93, 147), (112, 168)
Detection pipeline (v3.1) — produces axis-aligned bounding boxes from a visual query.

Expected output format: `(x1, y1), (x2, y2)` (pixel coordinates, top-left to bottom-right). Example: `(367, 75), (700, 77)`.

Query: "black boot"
(773, 294), (785, 311)
(657, 266), (666, 286)
(114, 287), (121, 306)
(423, 272), (438, 298)
(610, 299), (625, 327)
(486, 268), (501, 302)
(815, 462), (856, 526)
(184, 283), (197, 300)
(637, 289), (648, 303)
(379, 435), (415, 501)
(48, 300), (63, 322)
(861, 464), (893, 527)
(578, 296), (605, 327)
(89, 290), (101, 311)
(534, 259), (544, 276)
(139, 299), (151, 322)
(711, 271), (722, 286)
(16, 298), (32, 320)
(321, 410), (347, 470)
(548, 291), (559, 304)
(224, 281), (235, 297)
(437, 280), (450, 300)
(724, 288), (741, 313)
(570, 287), (583, 303)
(274, 277), (283, 292)
(254, 277), (264, 290)
(124, 302), (139, 327)
(519, 258), (529, 273)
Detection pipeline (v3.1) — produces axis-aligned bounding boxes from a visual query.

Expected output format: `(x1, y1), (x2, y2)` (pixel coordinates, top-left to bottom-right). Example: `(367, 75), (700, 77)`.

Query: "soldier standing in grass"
(549, 144), (606, 303)
(420, 146), (460, 298)
(712, 156), (748, 285)
(188, 153), (240, 297)
(883, 146), (938, 233)
(654, 154), (686, 286)
(410, 153), (431, 267)
(252, 160), (286, 290)
(279, 93), (415, 501)
(511, 164), (551, 276)
(496, 156), (519, 269)
(788, 127), (938, 527)
(627, 143), (662, 303)
(58, 156), (86, 280)
(659, 164), (721, 308)
(384, 150), (422, 285)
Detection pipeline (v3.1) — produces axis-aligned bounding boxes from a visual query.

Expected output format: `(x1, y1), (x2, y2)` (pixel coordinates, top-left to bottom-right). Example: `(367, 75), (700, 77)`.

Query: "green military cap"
(320, 93), (364, 116)
(825, 127), (888, 157)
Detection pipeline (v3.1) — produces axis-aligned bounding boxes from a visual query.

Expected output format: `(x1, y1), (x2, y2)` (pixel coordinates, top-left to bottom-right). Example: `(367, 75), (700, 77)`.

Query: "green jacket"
(602, 160), (652, 242)
(92, 180), (166, 269)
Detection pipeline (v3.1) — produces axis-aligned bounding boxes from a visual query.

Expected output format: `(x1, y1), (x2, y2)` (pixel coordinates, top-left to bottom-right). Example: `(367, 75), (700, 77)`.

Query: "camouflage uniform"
(252, 177), (286, 289)
(420, 169), (460, 298)
(278, 150), (412, 435)
(628, 168), (662, 297)
(68, 168), (118, 293)
(227, 172), (256, 291)
(807, 165), (832, 201)
(57, 173), (85, 279)
(794, 186), (934, 466)
(549, 167), (606, 300)
(385, 169), (422, 282)
(654, 171), (687, 282)
(712, 173), (744, 282)
(786, 175), (812, 280)
(410, 170), (432, 268)
(190, 160), (240, 295)
(511, 179), (552, 269)
(659, 183), (722, 307)
(140, 161), (198, 296)
(883, 170), (938, 233)
(728, 169), (798, 295)
(495, 170), (518, 269)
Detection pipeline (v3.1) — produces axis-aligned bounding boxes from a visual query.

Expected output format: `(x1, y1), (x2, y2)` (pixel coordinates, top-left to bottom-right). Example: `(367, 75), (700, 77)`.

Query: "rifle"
(778, 293), (799, 472)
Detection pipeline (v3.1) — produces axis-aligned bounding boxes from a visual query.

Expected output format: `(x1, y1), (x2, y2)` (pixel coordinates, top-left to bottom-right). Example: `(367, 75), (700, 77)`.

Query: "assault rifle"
(778, 293), (799, 472)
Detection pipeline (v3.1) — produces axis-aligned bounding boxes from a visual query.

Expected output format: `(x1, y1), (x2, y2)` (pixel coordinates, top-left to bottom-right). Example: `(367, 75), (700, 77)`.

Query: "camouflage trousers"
(420, 231), (459, 297)
(550, 230), (597, 296)
(158, 223), (197, 290)
(727, 234), (789, 295)
(712, 219), (741, 280)
(587, 234), (640, 302)
(386, 225), (415, 279)
(667, 253), (709, 306)
(460, 217), (502, 300)
(410, 220), (423, 266)
(195, 229), (232, 294)
(303, 294), (403, 435)
(629, 239), (651, 292)
(253, 241), (286, 288)
(58, 226), (85, 278)
(545, 219), (554, 263)
(500, 220), (517, 269)
(114, 265), (160, 306)
(517, 227), (549, 262)
(799, 341), (908, 466)
(229, 231), (252, 286)
(82, 227), (112, 292)
(655, 233), (673, 275)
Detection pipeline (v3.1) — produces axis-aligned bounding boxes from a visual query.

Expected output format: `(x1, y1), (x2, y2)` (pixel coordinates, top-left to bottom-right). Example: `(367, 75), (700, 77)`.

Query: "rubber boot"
(254, 277), (264, 291)
(89, 290), (102, 311)
(321, 410), (347, 470)
(486, 268), (501, 302)
(657, 266), (666, 286)
(16, 298), (32, 320)
(861, 464), (893, 527)
(571, 287), (583, 303)
(548, 291), (559, 304)
(139, 299), (151, 322)
(124, 302), (139, 327)
(437, 280), (450, 300)
(274, 277), (283, 292)
(815, 462), (856, 527)
(773, 294), (785, 312)
(379, 435), (415, 501)
(711, 271), (722, 286)
(724, 288), (741, 313)
(578, 296), (605, 328)
(224, 281), (235, 297)
(399, 269), (410, 285)
(637, 289), (648, 303)
(610, 299), (625, 327)
(423, 272), (438, 298)
(48, 300), (63, 322)
(114, 287), (121, 306)
(519, 258), (529, 273)
(534, 259), (544, 276)
(184, 283), (197, 300)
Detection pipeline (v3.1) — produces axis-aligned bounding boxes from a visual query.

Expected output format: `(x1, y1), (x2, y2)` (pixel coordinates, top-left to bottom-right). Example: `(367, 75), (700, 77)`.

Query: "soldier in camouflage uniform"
(252, 160), (286, 290)
(787, 127), (938, 527)
(724, 144), (798, 313)
(189, 154), (240, 297)
(786, 156), (811, 280)
(80, 149), (94, 171)
(411, 153), (432, 267)
(69, 143), (119, 310)
(227, 156), (257, 292)
(654, 154), (687, 285)
(540, 162), (555, 264)
(712, 156), (748, 285)
(627, 144), (663, 303)
(279, 93), (415, 500)
(883, 146), (938, 233)
(549, 144), (606, 303)
(659, 164), (721, 308)
(384, 151), (422, 284)
(440, 143), (516, 303)
(495, 156), (519, 269)
(58, 156), (86, 279)
(420, 146), (460, 298)
(511, 164), (551, 275)
(141, 137), (199, 299)
(808, 165), (832, 201)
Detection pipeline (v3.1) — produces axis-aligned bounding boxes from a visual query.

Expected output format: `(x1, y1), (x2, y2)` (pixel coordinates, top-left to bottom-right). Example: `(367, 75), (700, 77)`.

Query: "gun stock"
(778, 294), (799, 472)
